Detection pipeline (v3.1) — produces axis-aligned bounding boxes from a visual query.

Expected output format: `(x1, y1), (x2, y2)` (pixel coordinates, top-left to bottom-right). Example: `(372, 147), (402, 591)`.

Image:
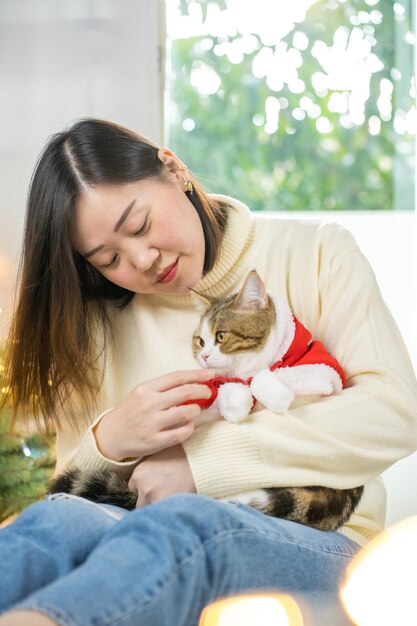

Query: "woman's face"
(71, 153), (206, 295)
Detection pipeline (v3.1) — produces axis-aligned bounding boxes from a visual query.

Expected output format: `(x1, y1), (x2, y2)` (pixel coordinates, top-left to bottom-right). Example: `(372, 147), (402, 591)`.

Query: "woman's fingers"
(156, 419), (196, 448)
(159, 382), (212, 410)
(157, 402), (202, 431)
(145, 368), (214, 393)
(96, 370), (216, 459)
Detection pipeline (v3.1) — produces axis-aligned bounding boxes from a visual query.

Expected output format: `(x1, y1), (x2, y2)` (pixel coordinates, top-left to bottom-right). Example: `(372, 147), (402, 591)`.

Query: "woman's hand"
(94, 369), (213, 461)
(128, 444), (196, 507)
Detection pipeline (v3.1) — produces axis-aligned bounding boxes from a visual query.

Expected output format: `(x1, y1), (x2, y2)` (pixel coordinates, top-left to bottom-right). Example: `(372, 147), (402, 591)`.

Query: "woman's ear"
(157, 148), (185, 181)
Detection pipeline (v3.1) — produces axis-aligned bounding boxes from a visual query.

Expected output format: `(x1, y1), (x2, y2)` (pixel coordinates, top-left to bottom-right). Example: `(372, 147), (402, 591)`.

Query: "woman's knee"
(10, 498), (67, 528)
(9, 496), (118, 538)
(149, 493), (230, 522)
(127, 494), (243, 542)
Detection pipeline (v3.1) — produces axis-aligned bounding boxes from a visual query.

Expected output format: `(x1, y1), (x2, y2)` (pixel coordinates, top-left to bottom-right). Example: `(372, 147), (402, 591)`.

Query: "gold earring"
(182, 178), (194, 194)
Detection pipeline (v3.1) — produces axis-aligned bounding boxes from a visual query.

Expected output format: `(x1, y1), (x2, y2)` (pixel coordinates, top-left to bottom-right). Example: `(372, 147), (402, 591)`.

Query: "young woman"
(0, 118), (416, 626)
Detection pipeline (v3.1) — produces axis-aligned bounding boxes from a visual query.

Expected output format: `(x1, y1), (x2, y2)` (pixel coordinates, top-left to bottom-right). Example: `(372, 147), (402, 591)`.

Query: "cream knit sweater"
(56, 196), (417, 547)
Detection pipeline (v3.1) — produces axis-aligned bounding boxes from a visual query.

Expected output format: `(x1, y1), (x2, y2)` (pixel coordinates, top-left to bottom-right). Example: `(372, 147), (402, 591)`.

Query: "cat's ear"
(235, 270), (268, 311)
(189, 288), (216, 314)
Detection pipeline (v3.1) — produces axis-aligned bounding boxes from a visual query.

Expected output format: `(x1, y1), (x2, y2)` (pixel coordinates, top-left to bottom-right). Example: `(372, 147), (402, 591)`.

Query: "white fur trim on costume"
(250, 368), (294, 412)
(274, 364), (343, 396)
(270, 296), (296, 363)
(217, 382), (254, 423)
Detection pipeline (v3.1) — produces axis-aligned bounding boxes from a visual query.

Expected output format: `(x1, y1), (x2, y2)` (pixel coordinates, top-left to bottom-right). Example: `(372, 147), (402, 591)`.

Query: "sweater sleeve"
(183, 231), (417, 499)
(55, 409), (140, 479)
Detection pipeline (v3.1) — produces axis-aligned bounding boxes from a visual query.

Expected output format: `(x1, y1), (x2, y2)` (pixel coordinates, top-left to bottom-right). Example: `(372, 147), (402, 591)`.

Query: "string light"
(199, 593), (304, 626)
(22, 444), (32, 458)
(341, 516), (417, 625)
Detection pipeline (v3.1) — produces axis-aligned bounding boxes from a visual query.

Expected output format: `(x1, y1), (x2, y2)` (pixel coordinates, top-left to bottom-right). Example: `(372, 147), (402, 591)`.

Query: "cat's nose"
(201, 354), (209, 362)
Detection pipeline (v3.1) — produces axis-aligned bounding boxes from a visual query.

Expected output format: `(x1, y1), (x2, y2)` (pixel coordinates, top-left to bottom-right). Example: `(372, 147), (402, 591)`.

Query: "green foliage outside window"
(167, 0), (416, 211)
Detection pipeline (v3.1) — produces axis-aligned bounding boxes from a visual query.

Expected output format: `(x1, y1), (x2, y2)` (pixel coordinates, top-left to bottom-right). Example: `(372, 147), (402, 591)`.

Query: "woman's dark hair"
(2, 118), (228, 430)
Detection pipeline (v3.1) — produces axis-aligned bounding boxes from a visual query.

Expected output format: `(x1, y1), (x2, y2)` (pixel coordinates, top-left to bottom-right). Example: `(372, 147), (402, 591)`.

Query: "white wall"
(0, 0), (165, 338)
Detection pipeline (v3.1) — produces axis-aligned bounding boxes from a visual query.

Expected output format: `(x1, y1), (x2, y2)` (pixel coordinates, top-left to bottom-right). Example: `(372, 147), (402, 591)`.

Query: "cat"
(188, 270), (346, 424)
(49, 270), (363, 531)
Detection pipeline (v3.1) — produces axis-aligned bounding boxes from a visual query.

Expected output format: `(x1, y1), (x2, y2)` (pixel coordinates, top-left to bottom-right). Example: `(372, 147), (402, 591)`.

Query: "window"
(166, 0), (416, 212)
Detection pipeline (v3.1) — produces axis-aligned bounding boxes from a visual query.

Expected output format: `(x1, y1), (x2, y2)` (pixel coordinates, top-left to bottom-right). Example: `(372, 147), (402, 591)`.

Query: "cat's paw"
(250, 369), (294, 412)
(313, 379), (335, 395)
(217, 383), (253, 423)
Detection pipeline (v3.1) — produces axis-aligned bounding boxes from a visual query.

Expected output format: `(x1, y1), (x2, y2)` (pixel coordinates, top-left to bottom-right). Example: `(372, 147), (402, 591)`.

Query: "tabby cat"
(49, 271), (363, 531)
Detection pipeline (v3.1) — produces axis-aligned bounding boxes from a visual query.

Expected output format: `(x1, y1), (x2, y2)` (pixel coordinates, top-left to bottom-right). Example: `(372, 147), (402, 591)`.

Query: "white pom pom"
(217, 383), (253, 423)
(250, 369), (294, 412)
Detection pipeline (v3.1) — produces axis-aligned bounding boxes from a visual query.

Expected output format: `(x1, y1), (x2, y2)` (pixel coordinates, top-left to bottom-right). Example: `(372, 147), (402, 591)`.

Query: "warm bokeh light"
(199, 593), (304, 626)
(341, 516), (417, 625)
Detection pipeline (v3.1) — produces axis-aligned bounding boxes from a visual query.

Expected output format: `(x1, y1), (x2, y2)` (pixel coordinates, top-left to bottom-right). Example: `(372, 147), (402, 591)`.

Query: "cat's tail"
(48, 468), (138, 510)
(267, 485), (364, 531)
(243, 485), (364, 531)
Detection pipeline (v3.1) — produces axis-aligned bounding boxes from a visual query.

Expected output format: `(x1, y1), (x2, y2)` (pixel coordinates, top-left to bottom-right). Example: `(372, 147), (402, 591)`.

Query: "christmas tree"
(0, 346), (55, 523)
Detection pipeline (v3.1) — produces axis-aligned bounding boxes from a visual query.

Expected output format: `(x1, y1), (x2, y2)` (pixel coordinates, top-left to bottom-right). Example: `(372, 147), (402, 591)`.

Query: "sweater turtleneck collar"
(193, 194), (253, 295)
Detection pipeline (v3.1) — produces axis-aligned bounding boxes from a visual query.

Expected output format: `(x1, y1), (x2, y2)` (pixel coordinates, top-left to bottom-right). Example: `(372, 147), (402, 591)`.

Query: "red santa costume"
(184, 308), (345, 414)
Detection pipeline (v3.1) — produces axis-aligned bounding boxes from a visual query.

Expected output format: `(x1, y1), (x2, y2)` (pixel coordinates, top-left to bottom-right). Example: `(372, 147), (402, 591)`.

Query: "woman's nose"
(130, 245), (160, 272)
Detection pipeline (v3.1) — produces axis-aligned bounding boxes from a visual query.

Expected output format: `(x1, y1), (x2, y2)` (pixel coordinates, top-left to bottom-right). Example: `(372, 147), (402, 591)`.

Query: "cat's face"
(192, 271), (276, 375)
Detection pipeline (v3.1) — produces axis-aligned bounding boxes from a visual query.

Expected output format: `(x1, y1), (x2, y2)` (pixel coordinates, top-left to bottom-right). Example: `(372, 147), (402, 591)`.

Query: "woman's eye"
(216, 331), (228, 343)
(102, 254), (118, 268)
(134, 217), (149, 236)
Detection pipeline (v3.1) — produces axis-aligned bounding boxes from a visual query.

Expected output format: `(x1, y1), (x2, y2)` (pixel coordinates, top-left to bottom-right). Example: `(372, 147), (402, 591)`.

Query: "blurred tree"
(0, 348), (55, 523)
(167, 0), (415, 211)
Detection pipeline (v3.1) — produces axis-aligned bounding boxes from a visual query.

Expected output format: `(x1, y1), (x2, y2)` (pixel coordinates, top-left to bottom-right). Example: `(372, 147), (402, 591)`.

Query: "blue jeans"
(0, 493), (359, 626)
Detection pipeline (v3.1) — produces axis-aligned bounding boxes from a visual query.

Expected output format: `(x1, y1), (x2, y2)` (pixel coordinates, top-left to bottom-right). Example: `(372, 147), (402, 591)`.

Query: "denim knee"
(12, 498), (68, 527)
(151, 493), (218, 518)
(13, 496), (118, 529)
(146, 494), (261, 533)
(119, 494), (245, 548)
(4, 495), (121, 565)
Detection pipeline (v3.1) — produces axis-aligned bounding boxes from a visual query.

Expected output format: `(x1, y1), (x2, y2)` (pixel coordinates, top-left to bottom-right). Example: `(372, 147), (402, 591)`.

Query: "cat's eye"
(195, 336), (205, 348)
(216, 331), (228, 344)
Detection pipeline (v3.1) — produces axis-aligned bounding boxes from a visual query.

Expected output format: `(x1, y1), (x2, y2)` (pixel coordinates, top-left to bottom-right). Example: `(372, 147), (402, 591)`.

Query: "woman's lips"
(156, 259), (179, 284)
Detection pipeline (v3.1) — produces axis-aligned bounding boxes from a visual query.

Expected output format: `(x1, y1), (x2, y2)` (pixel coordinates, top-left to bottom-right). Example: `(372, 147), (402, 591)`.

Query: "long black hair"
(3, 118), (228, 429)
